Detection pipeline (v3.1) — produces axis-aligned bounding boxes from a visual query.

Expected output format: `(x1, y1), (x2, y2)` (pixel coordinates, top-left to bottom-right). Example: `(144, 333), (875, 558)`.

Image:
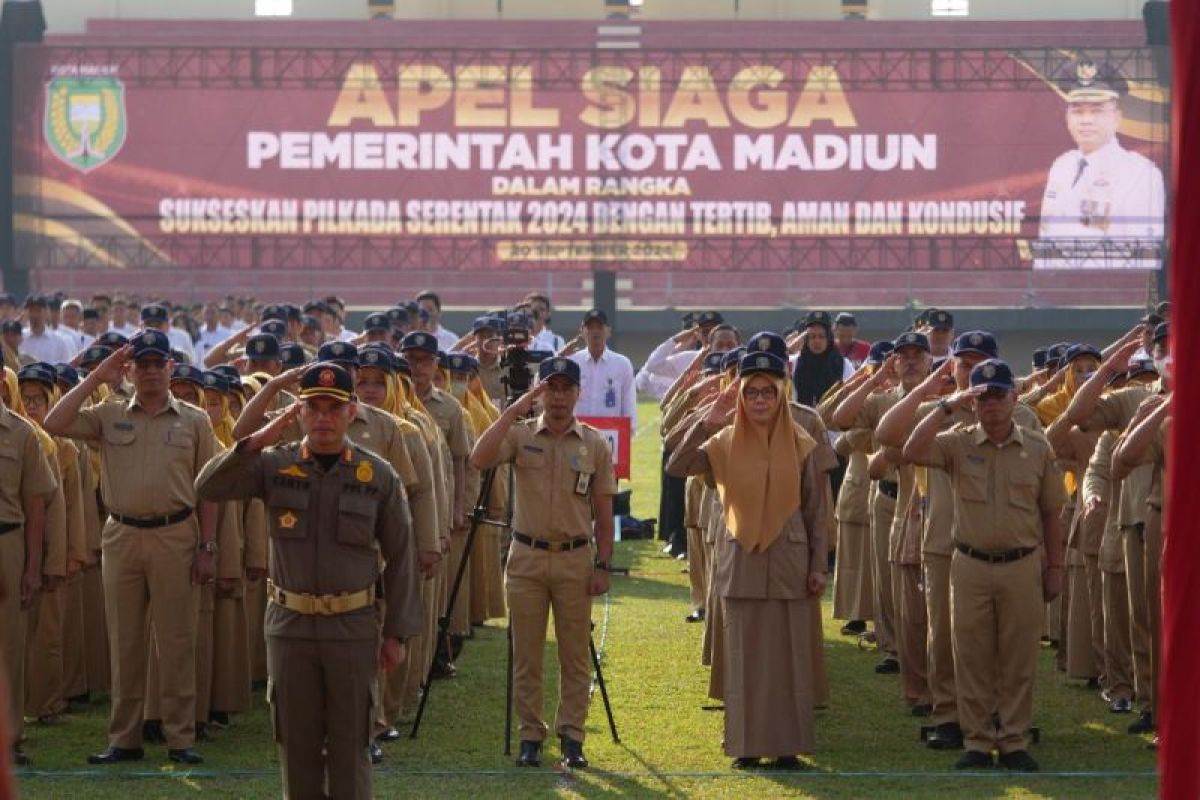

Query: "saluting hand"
(91, 344), (133, 385)
(508, 381), (547, 418)
(917, 359), (954, 399)
(269, 365), (306, 394)
(1102, 339), (1142, 378)
(703, 381), (738, 427)
(245, 402), (302, 453)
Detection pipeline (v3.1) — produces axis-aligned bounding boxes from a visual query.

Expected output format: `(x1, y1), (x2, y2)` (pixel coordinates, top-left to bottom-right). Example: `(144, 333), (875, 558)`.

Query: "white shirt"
(21, 327), (73, 363)
(635, 336), (703, 400)
(108, 322), (138, 337)
(53, 325), (86, 356)
(788, 353), (857, 382)
(337, 329), (358, 343)
(532, 328), (565, 353)
(434, 325), (459, 352)
(570, 347), (637, 431)
(1035, 138), (1165, 270)
(195, 325), (231, 364)
(167, 327), (196, 363)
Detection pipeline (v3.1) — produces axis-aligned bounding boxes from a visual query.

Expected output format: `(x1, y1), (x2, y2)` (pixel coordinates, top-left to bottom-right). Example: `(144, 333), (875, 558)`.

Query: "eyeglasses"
(742, 386), (778, 402)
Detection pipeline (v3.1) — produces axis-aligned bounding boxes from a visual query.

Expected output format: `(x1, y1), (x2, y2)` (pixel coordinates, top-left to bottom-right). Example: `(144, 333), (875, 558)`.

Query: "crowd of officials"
(0, 289), (1172, 793)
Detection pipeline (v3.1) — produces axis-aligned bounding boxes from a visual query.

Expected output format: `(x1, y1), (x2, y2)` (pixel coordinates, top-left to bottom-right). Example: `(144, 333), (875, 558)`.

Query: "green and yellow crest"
(44, 76), (127, 173)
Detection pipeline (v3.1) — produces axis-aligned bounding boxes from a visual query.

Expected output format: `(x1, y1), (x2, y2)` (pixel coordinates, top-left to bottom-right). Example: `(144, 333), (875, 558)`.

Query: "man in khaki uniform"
(905, 359), (1067, 771)
(45, 330), (219, 765)
(197, 362), (421, 800)
(0, 372), (57, 766)
(471, 357), (616, 769)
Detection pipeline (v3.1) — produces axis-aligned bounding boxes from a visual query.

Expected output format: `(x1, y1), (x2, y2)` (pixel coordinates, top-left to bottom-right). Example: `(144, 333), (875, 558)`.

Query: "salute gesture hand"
(245, 402), (302, 453)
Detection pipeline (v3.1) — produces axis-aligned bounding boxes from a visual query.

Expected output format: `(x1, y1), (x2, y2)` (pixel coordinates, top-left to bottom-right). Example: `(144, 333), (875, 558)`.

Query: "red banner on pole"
(578, 416), (631, 481)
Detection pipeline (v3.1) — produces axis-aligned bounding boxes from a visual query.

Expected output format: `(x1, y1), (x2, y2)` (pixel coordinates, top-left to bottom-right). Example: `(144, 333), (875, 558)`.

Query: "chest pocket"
(102, 426), (138, 469)
(958, 460), (989, 503)
(163, 424), (194, 450)
(1007, 472), (1040, 512)
(267, 491), (309, 540)
(516, 448), (547, 472)
(337, 494), (378, 548)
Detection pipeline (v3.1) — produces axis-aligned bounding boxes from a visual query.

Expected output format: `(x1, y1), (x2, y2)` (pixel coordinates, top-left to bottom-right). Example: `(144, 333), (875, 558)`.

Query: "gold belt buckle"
(317, 594), (335, 615)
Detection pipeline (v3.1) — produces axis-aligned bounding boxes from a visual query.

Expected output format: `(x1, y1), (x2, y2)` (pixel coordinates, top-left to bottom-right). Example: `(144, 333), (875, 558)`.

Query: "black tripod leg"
(411, 466), (498, 739)
(505, 622), (514, 756)
(589, 634), (620, 743)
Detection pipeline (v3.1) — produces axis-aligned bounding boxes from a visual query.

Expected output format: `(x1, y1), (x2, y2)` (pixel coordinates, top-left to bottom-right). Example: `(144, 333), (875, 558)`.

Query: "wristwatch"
(593, 559), (611, 572)
(199, 540), (219, 555)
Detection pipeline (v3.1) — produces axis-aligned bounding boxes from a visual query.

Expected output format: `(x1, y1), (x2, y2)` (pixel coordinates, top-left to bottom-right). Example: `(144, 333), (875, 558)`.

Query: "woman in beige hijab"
(669, 349), (829, 770)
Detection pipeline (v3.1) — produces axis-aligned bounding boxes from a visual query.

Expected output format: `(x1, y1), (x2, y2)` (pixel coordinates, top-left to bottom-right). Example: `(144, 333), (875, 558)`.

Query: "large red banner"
(9, 20), (1167, 297)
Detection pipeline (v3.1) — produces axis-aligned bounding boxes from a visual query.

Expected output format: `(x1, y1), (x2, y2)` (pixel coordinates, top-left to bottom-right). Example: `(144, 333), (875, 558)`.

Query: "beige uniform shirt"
(924, 423), (1067, 552)
(60, 394), (217, 518)
(0, 405), (57, 524)
(495, 416), (617, 542)
(916, 400), (1044, 556)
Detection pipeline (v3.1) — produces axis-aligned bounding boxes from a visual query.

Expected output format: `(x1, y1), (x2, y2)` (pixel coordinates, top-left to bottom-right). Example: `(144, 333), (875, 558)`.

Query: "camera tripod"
(409, 433), (621, 753)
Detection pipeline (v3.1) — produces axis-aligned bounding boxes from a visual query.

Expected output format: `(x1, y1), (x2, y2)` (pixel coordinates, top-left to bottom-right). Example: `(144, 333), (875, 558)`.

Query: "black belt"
(512, 532), (591, 553)
(955, 541), (1036, 564)
(877, 480), (899, 500)
(0, 522), (20, 536)
(110, 508), (193, 529)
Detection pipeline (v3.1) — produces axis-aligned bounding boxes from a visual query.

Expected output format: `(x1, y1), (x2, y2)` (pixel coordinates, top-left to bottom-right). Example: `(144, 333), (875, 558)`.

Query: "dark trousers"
(659, 448), (687, 554)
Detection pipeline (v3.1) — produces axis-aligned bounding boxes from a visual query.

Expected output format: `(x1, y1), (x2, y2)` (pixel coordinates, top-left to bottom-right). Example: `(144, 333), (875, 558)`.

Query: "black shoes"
(910, 704), (933, 718)
(376, 726), (402, 743)
(770, 756), (808, 771)
(142, 719), (166, 744)
(167, 749), (204, 765)
(875, 658), (900, 674)
(13, 747), (30, 766)
(1127, 710), (1155, 734)
(731, 757), (760, 770)
(208, 710), (230, 727)
(840, 620), (867, 636)
(684, 610), (705, 623)
(954, 750), (994, 770)
(516, 740), (542, 767)
(88, 747), (146, 765)
(560, 736), (588, 769)
(926, 722), (964, 750)
(369, 742), (384, 765)
(998, 750), (1039, 772)
(1110, 697), (1133, 714)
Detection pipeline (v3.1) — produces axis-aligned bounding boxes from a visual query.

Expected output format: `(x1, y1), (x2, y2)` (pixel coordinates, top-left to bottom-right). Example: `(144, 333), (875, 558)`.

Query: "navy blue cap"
(386, 307), (410, 327)
(1, 320), (21, 335)
(0, 293), (15, 305)
(279, 343), (308, 370)
(301, 315), (322, 331)
(130, 329), (172, 359)
(259, 319), (287, 339)
(582, 309), (608, 326)
(140, 304), (168, 324)
(260, 304), (287, 322)
(1153, 322), (1169, 343)
(363, 312), (391, 333)
(400, 331), (439, 354)
(1045, 342), (1071, 369)
(317, 340), (359, 366)
(681, 312), (697, 327)
(202, 371), (231, 394)
(52, 363), (79, 389)
(952, 330), (999, 360)
(472, 315), (500, 333)
(801, 310), (833, 330)
(17, 363), (57, 389)
(96, 331), (129, 348)
(211, 365), (241, 382)
(697, 311), (724, 327)
(745, 331), (788, 362)
(539, 357), (581, 385)
(442, 352), (479, 373)
(720, 346), (746, 372)
(170, 365), (205, 386)
(702, 351), (726, 375)
(893, 331), (931, 353)
(299, 363), (354, 402)
(79, 345), (112, 367)
(303, 300), (332, 315)
(867, 340), (894, 365)
(282, 304), (302, 321)
(245, 334), (281, 361)
(1126, 357), (1158, 380)
(23, 294), (47, 308)
(1064, 343), (1102, 365)
(1032, 347), (1048, 369)
(738, 351), (787, 378)
(835, 312), (857, 326)
(928, 310), (954, 330)
(82, 308), (99, 321)
(393, 354), (412, 378)
(358, 346), (394, 373)
(969, 359), (1016, 392)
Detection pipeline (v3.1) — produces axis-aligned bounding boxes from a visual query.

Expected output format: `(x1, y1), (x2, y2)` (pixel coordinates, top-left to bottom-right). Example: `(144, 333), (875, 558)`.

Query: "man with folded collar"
(196, 363), (421, 800)
(904, 359), (1067, 772)
(471, 357), (616, 770)
(44, 329), (220, 766)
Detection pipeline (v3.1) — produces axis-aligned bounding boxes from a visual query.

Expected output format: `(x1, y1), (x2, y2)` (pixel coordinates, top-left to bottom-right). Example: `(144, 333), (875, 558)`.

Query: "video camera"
(499, 311), (552, 405)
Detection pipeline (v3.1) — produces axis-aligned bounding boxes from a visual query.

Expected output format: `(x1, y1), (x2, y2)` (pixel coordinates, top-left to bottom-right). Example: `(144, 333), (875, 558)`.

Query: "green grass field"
(14, 401), (1158, 798)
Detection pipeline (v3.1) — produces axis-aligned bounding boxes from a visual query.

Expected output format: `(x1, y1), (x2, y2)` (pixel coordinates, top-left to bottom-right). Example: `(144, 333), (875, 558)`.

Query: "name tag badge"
(575, 471), (592, 496)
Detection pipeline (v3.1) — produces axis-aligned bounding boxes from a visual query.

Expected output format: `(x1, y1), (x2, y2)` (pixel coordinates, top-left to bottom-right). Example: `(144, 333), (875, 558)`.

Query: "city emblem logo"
(45, 75), (127, 173)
